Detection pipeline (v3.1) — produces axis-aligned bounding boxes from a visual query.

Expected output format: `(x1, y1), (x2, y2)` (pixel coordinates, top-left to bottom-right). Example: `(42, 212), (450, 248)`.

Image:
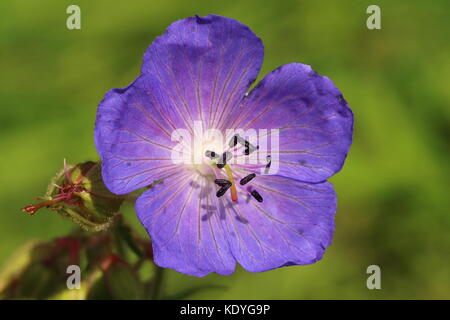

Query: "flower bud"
(0, 231), (152, 300)
(0, 240), (69, 299)
(22, 161), (125, 231)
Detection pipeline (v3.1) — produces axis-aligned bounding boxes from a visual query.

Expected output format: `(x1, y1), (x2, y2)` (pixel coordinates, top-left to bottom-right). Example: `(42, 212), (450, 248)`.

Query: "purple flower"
(95, 15), (353, 276)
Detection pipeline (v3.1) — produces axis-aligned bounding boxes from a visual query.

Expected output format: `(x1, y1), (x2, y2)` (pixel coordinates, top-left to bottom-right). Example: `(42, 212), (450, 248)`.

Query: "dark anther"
(217, 151), (232, 169)
(205, 150), (218, 159)
(229, 135), (239, 148)
(214, 179), (231, 187)
(243, 144), (259, 155)
(264, 155), (272, 174)
(231, 134), (258, 155)
(250, 190), (263, 202)
(216, 183), (232, 197)
(239, 173), (256, 185)
(240, 137), (258, 155)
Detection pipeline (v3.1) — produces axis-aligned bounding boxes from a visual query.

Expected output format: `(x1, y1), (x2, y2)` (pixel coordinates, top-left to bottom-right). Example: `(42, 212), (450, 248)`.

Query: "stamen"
(239, 173), (256, 186)
(205, 150), (218, 159)
(230, 135), (258, 155)
(229, 135), (239, 148)
(243, 145), (259, 155)
(214, 179), (231, 187)
(216, 183), (232, 197)
(265, 155), (272, 174)
(216, 151), (232, 169)
(250, 190), (263, 203)
(235, 137), (258, 155)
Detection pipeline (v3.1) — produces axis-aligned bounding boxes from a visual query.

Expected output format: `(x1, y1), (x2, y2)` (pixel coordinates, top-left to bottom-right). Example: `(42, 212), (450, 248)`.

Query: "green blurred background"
(1, 0), (449, 299)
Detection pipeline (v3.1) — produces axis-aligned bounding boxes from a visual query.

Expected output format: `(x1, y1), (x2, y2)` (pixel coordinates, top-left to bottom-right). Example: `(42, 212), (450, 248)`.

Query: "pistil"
(22, 198), (65, 215)
(223, 164), (238, 202)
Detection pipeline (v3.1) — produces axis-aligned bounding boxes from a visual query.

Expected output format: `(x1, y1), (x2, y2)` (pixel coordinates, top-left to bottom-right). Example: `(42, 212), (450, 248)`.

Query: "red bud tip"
(21, 205), (39, 215)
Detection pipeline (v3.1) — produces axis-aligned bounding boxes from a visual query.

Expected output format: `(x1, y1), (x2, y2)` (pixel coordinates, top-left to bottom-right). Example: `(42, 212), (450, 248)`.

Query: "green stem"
(150, 266), (165, 300)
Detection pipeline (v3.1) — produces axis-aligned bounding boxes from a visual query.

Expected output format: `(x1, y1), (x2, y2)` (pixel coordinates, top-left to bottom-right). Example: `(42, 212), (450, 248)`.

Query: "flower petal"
(136, 169), (335, 276)
(223, 174), (336, 272)
(95, 76), (184, 195)
(136, 171), (236, 277)
(142, 14), (264, 131)
(225, 63), (353, 183)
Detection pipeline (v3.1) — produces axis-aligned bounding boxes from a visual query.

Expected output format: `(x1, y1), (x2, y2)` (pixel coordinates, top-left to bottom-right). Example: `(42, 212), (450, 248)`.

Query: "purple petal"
(224, 63), (353, 183)
(222, 174), (336, 272)
(95, 76), (183, 195)
(136, 171), (236, 277)
(142, 14), (264, 131)
(136, 170), (335, 276)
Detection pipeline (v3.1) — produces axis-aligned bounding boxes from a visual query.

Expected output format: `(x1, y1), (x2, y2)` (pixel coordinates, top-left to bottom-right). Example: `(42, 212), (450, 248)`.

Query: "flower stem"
(150, 265), (165, 300)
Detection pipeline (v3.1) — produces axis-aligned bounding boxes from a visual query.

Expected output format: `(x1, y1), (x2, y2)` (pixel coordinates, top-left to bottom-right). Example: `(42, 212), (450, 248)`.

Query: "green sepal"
(46, 161), (125, 231)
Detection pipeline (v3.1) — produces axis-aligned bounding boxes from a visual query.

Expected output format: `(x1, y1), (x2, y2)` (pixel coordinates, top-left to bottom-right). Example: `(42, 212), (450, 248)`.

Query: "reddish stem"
(21, 198), (65, 215)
